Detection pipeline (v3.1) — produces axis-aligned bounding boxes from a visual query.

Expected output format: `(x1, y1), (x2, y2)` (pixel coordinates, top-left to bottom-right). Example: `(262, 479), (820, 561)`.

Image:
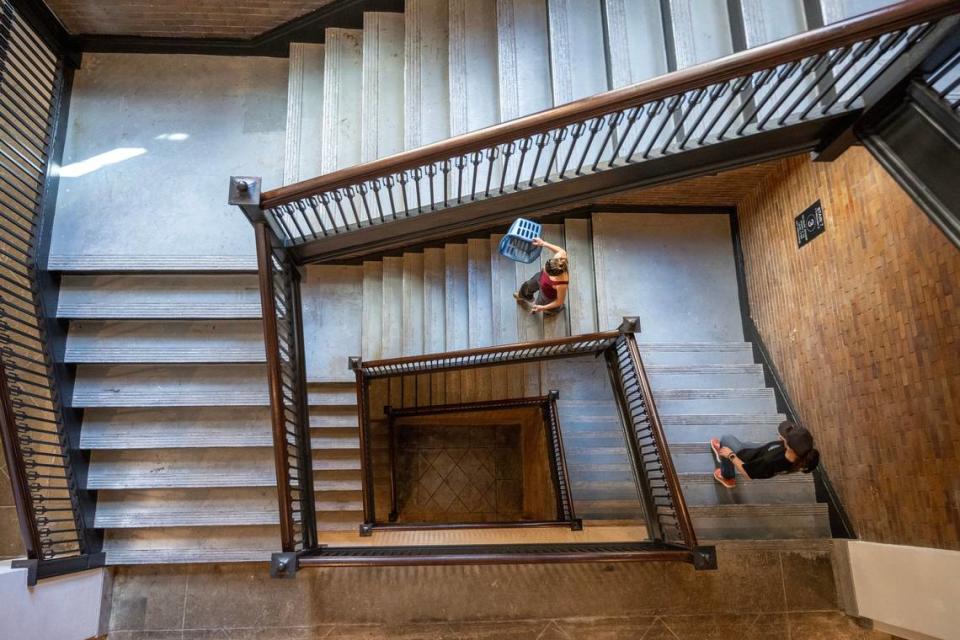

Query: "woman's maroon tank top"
(539, 269), (568, 301)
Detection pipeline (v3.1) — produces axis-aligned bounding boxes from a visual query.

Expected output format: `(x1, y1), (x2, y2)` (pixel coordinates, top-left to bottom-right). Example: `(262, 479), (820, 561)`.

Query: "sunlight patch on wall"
(57, 147), (146, 178)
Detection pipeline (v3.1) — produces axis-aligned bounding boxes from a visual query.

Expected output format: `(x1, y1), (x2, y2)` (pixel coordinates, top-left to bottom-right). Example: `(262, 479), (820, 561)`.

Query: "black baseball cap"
(778, 421), (813, 456)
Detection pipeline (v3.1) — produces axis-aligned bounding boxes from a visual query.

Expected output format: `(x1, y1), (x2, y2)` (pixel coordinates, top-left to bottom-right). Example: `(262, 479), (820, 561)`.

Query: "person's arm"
(531, 285), (567, 312)
(532, 237), (567, 260)
(719, 446), (753, 480)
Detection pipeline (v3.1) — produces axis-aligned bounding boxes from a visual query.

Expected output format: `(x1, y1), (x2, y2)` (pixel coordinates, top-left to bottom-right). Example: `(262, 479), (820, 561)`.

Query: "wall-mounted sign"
(795, 200), (825, 248)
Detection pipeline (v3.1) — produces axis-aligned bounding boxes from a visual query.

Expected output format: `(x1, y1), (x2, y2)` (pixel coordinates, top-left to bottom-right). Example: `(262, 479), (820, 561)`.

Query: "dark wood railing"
(235, 0), (960, 263)
(605, 322), (695, 547)
(380, 395), (579, 532)
(334, 319), (713, 571)
(0, 0), (102, 583)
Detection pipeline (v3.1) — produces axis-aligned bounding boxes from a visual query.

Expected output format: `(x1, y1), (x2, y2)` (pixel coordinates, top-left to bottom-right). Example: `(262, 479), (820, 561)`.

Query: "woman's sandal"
(713, 468), (736, 489)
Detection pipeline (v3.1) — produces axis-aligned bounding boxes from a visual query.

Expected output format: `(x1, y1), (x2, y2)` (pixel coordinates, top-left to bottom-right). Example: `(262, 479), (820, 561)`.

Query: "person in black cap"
(709, 420), (820, 488)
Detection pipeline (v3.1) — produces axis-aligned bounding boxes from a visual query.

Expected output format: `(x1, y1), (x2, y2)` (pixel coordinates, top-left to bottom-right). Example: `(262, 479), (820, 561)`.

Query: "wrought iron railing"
(380, 395), (579, 532)
(925, 37), (960, 113)
(605, 325), (694, 547)
(234, 0), (960, 263)
(0, 0), (101, 583)
(251, 220), (317, 556)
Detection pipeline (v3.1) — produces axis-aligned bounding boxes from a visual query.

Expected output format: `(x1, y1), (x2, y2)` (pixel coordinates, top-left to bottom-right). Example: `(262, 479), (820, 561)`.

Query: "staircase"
(45, 0), (887, 563)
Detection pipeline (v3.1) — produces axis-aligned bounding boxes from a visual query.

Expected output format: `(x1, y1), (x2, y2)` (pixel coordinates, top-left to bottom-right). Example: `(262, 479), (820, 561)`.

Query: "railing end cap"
(229, 176), (262, 206)
(348, 356), (362, 371)
(618, 317), (641, 334)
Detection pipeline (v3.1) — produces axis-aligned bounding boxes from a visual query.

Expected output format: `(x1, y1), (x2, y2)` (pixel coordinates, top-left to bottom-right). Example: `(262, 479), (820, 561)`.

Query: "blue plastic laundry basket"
(498, 218), (542, 263)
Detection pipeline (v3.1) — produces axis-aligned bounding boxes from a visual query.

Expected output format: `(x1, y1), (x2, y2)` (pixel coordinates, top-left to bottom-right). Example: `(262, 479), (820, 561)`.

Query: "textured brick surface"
(738, 149), (960, 550)
(46, 1), (337, 38)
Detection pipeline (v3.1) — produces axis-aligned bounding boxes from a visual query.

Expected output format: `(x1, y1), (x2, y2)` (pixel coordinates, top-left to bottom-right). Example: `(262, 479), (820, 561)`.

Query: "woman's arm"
(719, 446), (752, 479)
(532, 237), (567, 259)
(531, 285), (567, 312)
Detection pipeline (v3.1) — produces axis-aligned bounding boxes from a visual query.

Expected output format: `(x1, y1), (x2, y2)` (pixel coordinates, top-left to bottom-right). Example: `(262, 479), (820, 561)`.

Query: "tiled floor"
(104, 612), (889, 639)
(103, 543), (892, 640)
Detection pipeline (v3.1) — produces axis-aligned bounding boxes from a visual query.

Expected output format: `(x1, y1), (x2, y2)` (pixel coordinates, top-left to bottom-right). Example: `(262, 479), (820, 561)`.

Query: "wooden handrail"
(357, 330), (620, 372)
(261, 0), (960, 209)
(624, 334), (697, 548)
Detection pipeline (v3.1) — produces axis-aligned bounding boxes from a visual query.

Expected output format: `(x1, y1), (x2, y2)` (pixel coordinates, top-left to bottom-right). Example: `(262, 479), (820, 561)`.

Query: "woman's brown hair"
(545, 256), (568, 276)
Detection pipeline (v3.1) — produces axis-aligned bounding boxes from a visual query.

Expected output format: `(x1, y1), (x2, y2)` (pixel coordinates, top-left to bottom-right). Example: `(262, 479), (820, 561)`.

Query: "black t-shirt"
(737, 441), (795, 479)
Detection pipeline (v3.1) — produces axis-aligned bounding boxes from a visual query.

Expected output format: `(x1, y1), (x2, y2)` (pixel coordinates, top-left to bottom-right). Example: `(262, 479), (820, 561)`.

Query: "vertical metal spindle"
(802, 39), (880, 118)
(306, 196), (329, 236)
(661, 88), (706, 152)
(680, 84), (726, 148)
(356, 184), (374, 224)
(497, 142), (514, 194)
(608, 106), (642, 167)
(484, 146), (500, 197)
(528, 133), (549, 187)
(454, 155), (466, 204)
(543, 127), (568, 183)
(574, 117), (604, 176)
(412, 168), (423, 213)
(641, 95), (683, 160)
(383, 175), (398, 220)
(370, 179), (385, 223)
(513, 137), (532, 190)
(587, 111), (622, 173)
(558, 122), (584, 178)
(469, 152), (482, 201)
(778, 47), (850, 125)
(425, 164), (437, 210)
(441, 159), (451, 207)
(397, 171), (411, 217)
(294, 201), (319, 239)
(698, 76), (751, 145)
(758, 56), (820, 130)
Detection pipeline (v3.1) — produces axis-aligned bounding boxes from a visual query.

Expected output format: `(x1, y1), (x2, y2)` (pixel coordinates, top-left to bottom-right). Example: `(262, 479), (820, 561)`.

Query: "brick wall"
(46, 1), (336, 38)
(738, 149), (960, 549)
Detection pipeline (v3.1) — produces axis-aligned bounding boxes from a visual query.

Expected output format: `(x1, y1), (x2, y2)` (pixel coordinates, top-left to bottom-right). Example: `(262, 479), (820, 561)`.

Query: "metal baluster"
(777, 47), (850, 126)
(332, 190), (354, 228)
(424, 164), (437, 210)
(397, 172), (411, 217)
(441, 159), (452, 207)
(469, 152), (482, 201)
(641, 95), (683, 159)
(271, 207), (296, 241)
(370, 179), (385, 223)
(383, 175), (398, 220)
(412, 168), (423, 213)
(801, 39), (879, 119)
(513, 137), (532, 190)
(661, 88), (706, 152)
(608, 106), (641, 167)
(558, 122), (585, 178)
(528, 133), (550, 187)
(319, 193), (339, 230)
(586, 111), (622, 174)
(344, 186), (364, 225)
(679, 84), (726, 148)
(454, 155), (467, 204)
(543, 127), (568, 182)
(830, 30), (910, 109)
(843, 24), (934, 109)
(484, 146), (500, 197)
(294, 201), (319, 240)
(306, 196), (329, 236)
(716, 69), (774, 140)
(697, 76), (751, 145)
(355, 184), (374, 225)
(498, 142), (515, 194)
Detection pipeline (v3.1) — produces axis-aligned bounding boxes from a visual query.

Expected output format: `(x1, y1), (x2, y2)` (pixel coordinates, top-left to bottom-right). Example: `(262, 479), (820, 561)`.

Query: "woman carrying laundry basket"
(513, 237), (569, 316)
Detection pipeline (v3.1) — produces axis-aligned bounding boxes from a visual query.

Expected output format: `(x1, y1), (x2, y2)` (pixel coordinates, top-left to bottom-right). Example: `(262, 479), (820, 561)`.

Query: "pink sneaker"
(714, 468), (736, 489)
(710, 438), (723, 465)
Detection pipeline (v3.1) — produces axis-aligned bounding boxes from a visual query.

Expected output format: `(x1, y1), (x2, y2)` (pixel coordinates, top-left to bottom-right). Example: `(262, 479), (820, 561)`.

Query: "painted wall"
(839, 540), (960, 640)
(737, 149), (960, 549)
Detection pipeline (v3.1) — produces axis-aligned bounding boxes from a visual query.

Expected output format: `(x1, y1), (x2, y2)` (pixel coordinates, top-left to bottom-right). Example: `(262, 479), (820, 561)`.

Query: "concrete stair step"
(381, 256), (404, 358)
(679, 472), (817, 505)
(46, 255), (259, 273)
(739, 0), (807, 47)
(64, 320), (265, 364)
(284, 42), (324, 184)
(404, 0), (450, 149)
(72, 364), (268, 407)
(548, 0), (608, 106)
(312, 434), (360, 450)
(604, 0), (668, 88)
(449, 0), (498, 139)
(646, 364), (765, 389)
(666, 0), (734, 69)
(94, 488), (279, 528)
(496, 0), (552, 122)
(660, 413), (787, 443)
(86, 449), (275, 489)
(58, 274), (261, 319)
(314, 450), (363, 471)
(653, 388), (778, 414)
(102, 526), (279, 565)
(688, 503), (830, 540)
(79, 407), (272, 449)
(361, 12), (405, 162)
(563, 218), (598, 334)
(362, 261), (384, 360)
(321, 28), (364, 175)
(636, 342), (755, 365)
(570, 480), (638, 501)
(311, 407), (361, 429)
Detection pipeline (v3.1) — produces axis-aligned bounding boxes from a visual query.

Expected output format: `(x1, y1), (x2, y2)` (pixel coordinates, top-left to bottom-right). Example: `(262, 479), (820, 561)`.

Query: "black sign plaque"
(795, 200), (825, 248)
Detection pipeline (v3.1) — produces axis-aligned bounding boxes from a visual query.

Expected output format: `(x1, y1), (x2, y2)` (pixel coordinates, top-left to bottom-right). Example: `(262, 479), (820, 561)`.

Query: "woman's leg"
(517, 272), (540, 301)
(718, 434), (745, 480)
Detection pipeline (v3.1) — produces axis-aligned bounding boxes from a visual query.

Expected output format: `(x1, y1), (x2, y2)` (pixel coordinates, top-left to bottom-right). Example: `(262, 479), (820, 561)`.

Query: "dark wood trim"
(253, 222), (296, 552)
(300, 542), (700, 567)
(74, 0), (404, 58)
(11, 0), (80, 66)
(264, 0), (960, 208)
(859, 80), (960, 249)
(368, 520), (577, 532)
